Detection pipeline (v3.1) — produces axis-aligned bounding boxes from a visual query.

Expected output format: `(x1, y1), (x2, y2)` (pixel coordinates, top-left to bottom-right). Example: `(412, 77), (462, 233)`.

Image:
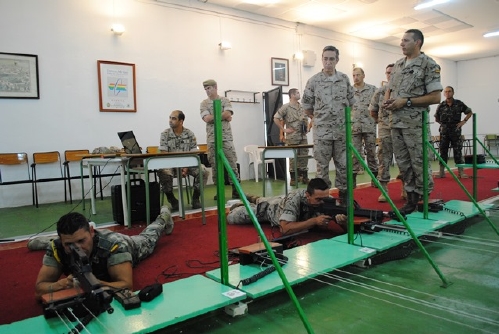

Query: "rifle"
(42, 244), (114, 329)
(315, 197), (404, 233)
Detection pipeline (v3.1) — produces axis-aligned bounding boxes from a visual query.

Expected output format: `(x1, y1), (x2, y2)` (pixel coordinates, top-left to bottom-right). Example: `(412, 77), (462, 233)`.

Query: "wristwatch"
(406, 98), (412, 107)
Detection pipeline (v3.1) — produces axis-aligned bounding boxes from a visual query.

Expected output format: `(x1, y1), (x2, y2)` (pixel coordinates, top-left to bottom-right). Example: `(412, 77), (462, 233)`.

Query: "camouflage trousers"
(227, 196), (282, 227)
(130, 215), (169, 264)
(157, 165), (209, 194)
(207, 141), (240, 184)
(313, 139), (347, 191)
(377, 130), (394, 183)
(392, 128), (433, 195)
(285, 137), (309, 173)
(439, 125), (464, 165)
(352, 132), (378, 174)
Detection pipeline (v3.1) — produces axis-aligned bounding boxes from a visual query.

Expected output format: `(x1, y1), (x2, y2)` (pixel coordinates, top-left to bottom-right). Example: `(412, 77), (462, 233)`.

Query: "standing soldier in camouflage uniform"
(227, 178), (344, 235)
(369, 64), (406, 202)
(34, 208), (174, 299)
(434, 86), (473, 178)
(274, 88), (310, 186)
(302, 45), (356, 204)
(384, 29), (443, 214)
(200, 79), (240, 200)
(351, 67), (378, 187)
(158, 110), (209, 210)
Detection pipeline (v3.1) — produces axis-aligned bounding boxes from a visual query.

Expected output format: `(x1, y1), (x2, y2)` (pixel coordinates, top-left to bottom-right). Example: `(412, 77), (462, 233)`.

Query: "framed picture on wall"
(0, 52), (40, 99)
(97, 60), (137, 112)
(271, 57), (289, 86)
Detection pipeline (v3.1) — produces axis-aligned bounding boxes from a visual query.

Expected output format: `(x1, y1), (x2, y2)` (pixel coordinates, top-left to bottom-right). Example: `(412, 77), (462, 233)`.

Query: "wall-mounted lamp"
(219, 41), (232, 50)
(293, 51), (304, 60)
(111, 24), (125, 35)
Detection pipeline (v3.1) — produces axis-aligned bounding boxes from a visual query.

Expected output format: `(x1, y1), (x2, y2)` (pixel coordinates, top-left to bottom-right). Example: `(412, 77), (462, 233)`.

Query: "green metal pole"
(213, 100), (229, 285)
(422, 110), (429, 219)
(344, 106), (355, 244)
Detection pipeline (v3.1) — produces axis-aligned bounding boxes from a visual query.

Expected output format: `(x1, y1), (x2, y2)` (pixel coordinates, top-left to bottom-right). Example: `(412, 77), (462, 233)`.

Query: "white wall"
(0, 0), (476, 208)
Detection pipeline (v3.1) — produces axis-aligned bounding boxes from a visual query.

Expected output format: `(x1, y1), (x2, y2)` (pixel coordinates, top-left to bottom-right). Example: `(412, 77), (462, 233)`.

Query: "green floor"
(3, 160), (498, 333)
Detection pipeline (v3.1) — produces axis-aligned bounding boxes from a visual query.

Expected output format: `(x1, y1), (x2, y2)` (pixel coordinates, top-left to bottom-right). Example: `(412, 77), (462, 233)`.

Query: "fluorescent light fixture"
(111, 24), (125, 35)
(219, 41), (232, 50)
(484, 30), (499, 38)
(414, 0), (449, 10)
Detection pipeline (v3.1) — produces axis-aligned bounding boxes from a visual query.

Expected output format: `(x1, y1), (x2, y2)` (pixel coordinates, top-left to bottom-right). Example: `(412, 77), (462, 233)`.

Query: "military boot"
(300, 170), (310, 184)
(165, 192), (179, 211)
(191, 189), (201, 209)
(231, 185), (240, 199)
(289, 172), (297, 186)
(458, 167), (469, 179)
(436, 165), (445, 178)
(378, 182), (389, 202)
(398, 192), (419, 215)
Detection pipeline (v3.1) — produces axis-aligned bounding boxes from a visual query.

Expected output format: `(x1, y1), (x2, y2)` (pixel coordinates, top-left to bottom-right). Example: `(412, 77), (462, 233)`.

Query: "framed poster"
(0, 52), (39, 99)
(97, 60), (136, 112)
(271, 57), (289, 86)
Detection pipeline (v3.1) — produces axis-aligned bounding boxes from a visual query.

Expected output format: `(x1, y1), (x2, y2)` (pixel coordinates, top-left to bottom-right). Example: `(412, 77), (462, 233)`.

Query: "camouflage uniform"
(434, 99), (472, 166)
(274, 102), (309, 175)
(42, 216), (171, 282)
(157, 126), (208, 193)
(200, 96), (240, 184)
(302, 71), (356, 190)
(369, 85), (392, 183)
(388, 53), (442, 195)
(352, 83), (378, 176)
(227, 189), (318, 226)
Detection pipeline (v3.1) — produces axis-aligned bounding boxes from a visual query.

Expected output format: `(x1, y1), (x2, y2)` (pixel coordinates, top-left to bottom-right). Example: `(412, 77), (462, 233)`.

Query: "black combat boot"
(191, 189), (201, 209)
(165, 192), (179, 211)
(231, 185), (240, 199)
(398, 192), (419, 215)
(300, 170), (310, 184)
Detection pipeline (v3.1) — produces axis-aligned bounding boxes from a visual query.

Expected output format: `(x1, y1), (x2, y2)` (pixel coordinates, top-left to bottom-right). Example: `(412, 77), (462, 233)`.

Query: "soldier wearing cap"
(200, 79), (240, 199)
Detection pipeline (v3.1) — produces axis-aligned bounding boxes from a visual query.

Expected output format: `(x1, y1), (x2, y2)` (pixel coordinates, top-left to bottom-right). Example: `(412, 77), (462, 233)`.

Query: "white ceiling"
(201, 0), (499, 61)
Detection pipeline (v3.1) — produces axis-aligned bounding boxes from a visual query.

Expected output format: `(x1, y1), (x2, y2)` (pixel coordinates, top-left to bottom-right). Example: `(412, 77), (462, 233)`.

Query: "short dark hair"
(386, 63), (394, 70)
(446, 86), (454, 93)
(322, 45), (340, 57)
(57, 212), (90, 236)
(406, 29), (424, 47)
(174, 110), (185, 121)
(288, 88), (298, 96)
(306, 178), (329, 195)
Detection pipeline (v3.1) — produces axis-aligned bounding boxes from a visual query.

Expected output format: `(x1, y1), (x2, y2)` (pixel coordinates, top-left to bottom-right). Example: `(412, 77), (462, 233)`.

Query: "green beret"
(203, 79), (217, 87)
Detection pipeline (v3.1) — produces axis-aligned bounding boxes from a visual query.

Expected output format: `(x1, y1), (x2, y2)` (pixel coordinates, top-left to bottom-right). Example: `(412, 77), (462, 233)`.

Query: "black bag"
(464, 154), (485, 164)
(111, 179), (160, 224)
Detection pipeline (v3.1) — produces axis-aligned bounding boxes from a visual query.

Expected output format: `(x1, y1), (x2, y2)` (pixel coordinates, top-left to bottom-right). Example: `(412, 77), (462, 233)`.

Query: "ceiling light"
(483, 30), (499, 38)
(111, 24), (125, 35)
(414, 0), (449, 10)
(219, 41), (232, 50)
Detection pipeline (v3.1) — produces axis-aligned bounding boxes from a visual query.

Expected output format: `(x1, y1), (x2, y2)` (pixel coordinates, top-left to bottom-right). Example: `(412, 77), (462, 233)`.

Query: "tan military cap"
(203, 79), (217, 87)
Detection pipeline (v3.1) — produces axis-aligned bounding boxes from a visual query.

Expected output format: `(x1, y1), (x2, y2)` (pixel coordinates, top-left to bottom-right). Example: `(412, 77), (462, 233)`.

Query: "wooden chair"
(31, 151), (64, 207)
(0, 152), (32, 185)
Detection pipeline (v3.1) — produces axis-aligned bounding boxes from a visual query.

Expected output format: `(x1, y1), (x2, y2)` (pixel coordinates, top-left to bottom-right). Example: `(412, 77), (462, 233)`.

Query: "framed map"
(0, 52), (39, 99)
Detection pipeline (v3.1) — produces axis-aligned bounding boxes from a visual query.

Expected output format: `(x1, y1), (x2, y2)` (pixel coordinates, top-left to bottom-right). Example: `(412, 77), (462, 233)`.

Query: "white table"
(260, 144), (313, 196)
(80, 156), (129, 227)
(126, 152), (206, 226)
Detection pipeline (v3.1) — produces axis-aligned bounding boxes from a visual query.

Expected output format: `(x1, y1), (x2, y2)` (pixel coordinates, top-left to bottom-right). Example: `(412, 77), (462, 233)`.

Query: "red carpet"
(0, 167), (497, 325)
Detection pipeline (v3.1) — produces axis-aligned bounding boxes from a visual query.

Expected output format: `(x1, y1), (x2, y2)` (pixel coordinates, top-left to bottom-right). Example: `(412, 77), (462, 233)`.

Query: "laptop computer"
(118, 131), (142, 154)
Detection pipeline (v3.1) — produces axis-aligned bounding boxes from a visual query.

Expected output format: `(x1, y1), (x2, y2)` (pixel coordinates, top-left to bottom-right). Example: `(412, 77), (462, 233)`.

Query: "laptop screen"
(118, 131), (142, 154)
